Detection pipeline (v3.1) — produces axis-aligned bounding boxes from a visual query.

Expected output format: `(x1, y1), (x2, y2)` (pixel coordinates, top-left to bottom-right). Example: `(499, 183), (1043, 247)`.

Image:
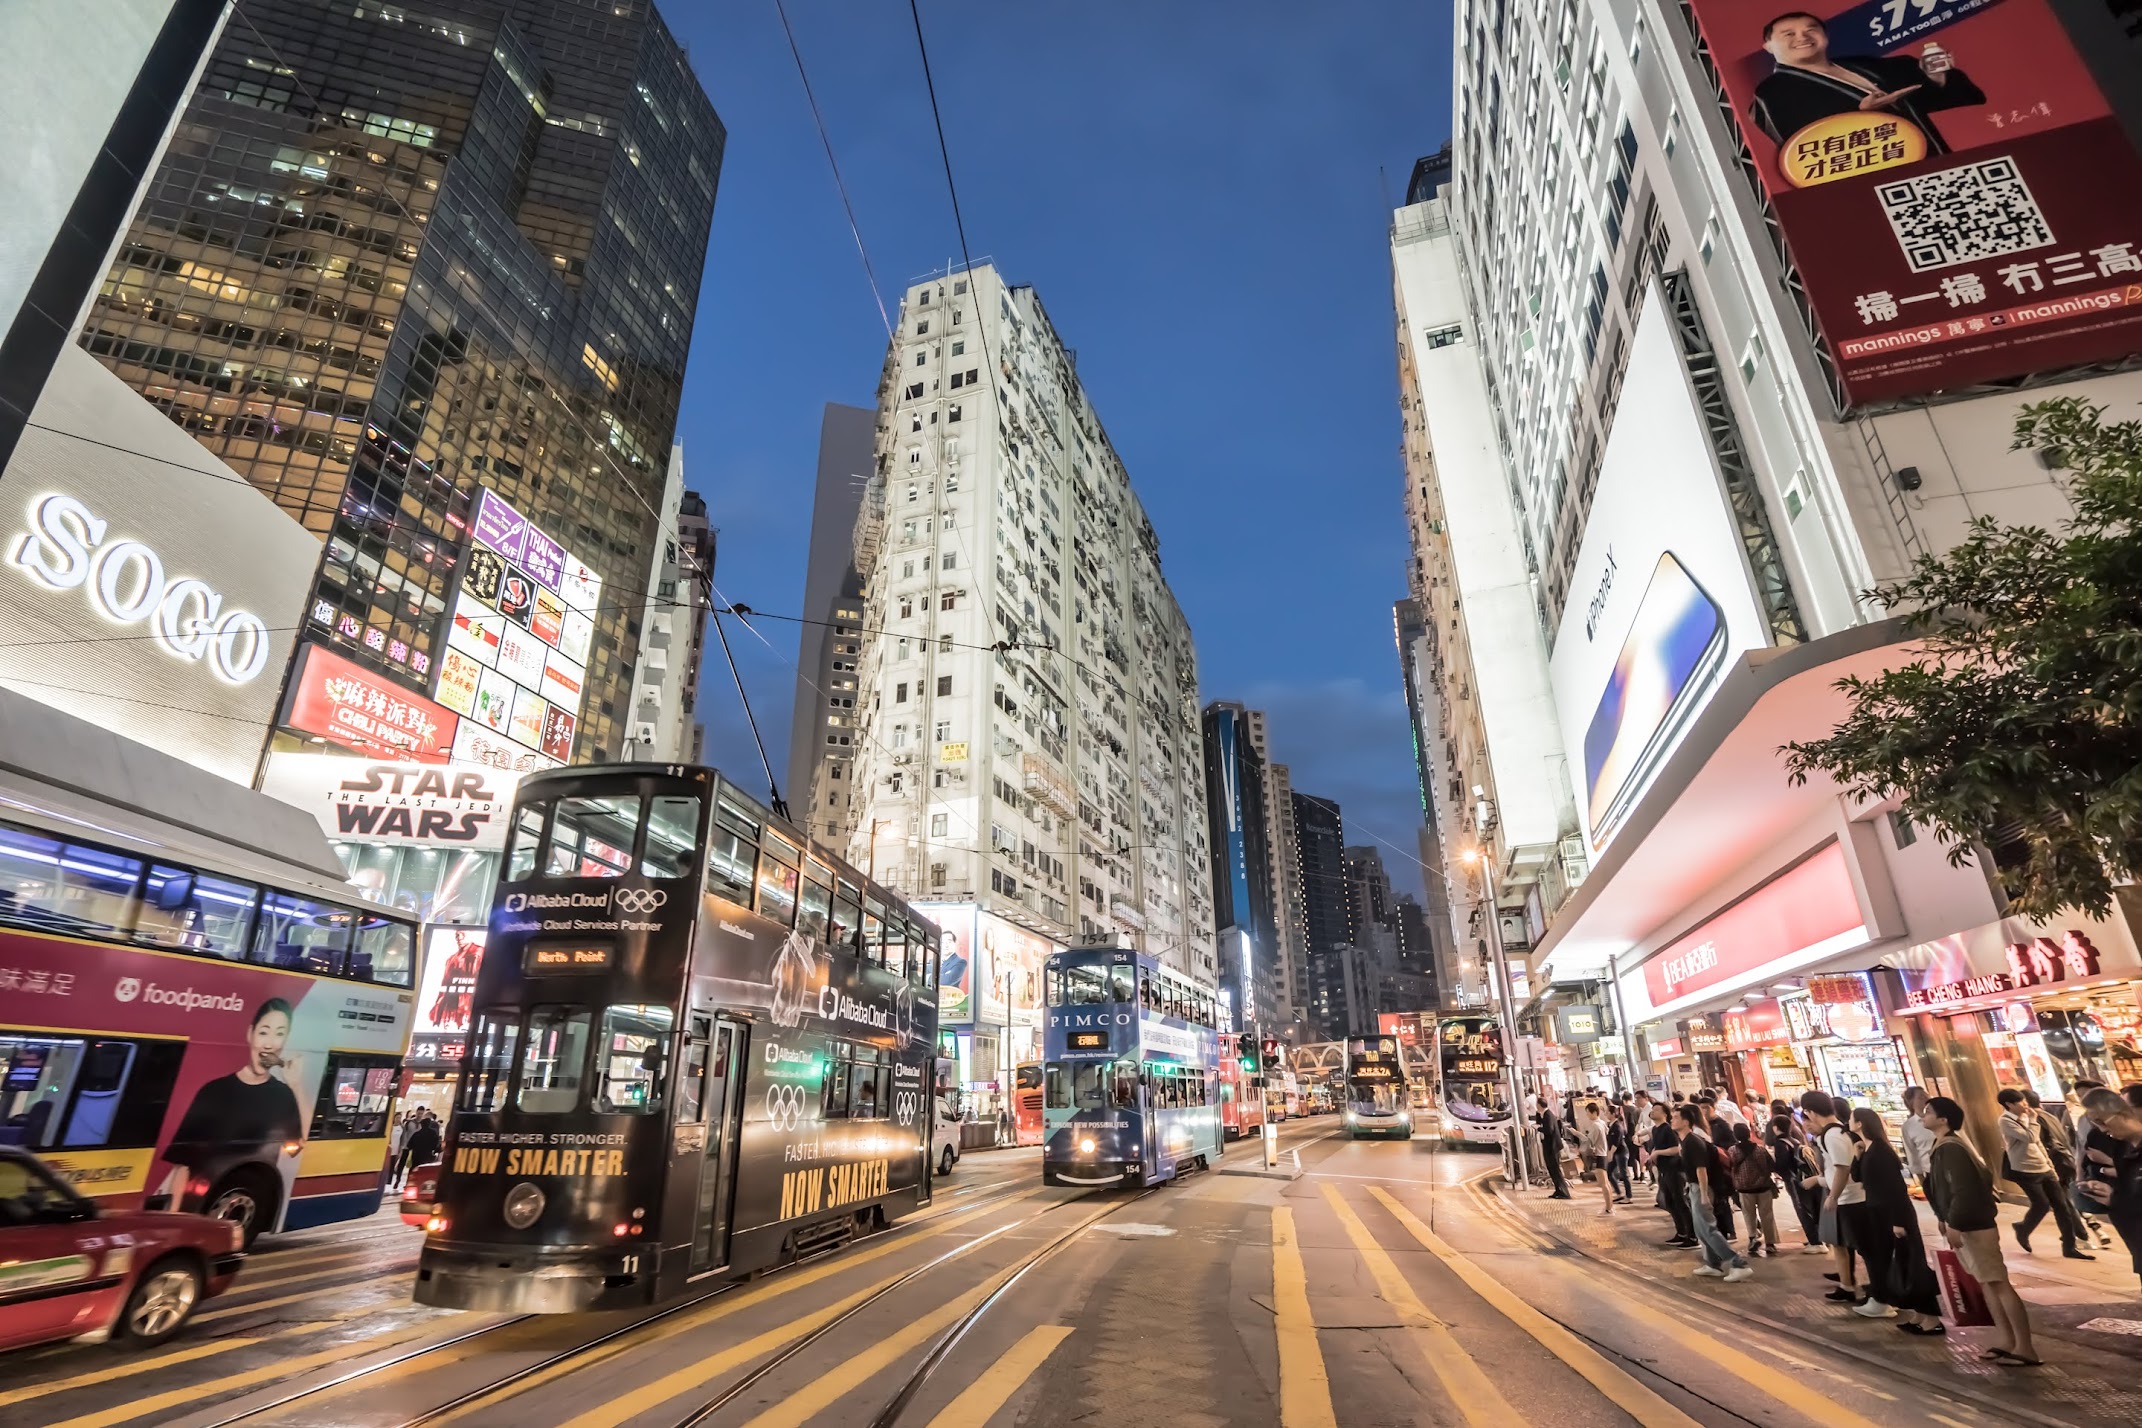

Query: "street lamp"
(1463, 846), (1530, 1187)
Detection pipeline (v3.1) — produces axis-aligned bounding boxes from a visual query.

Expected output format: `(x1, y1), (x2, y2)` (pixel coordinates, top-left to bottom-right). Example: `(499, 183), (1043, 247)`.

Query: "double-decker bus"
(1437, 1015), (1513, 1148)
(1011, 1062), (1044, 1146)
(414, 765), (940, 1313)
(0, 767), (418, 1244)
(1040, 947), (1221, 1187)
(1342, 1036), (1413, 1138)
(1217, 1041), (1263, 1140)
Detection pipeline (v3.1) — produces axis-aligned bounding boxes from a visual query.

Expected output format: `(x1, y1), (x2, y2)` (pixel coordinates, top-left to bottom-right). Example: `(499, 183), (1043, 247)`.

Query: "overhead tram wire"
(772, 0), (891, 338)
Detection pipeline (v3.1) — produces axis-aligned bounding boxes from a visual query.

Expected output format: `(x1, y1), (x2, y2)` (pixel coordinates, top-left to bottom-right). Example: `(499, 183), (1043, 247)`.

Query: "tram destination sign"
(524, 944), (614, 973)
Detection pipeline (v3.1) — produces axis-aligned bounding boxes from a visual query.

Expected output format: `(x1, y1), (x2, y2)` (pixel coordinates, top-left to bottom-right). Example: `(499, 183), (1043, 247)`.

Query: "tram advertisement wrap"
(0, 929), (408, 1210)
(1685, 0), (2142, 403)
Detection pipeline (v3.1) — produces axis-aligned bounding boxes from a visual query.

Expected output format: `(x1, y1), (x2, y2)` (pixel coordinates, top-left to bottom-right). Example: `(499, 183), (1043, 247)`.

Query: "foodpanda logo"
(119, 981), (246, 1012)
(114, 977), (141, 1003)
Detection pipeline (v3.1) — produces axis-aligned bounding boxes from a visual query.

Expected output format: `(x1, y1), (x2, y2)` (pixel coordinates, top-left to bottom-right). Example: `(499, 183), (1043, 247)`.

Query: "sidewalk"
(1488, 1174), (2142, 1428)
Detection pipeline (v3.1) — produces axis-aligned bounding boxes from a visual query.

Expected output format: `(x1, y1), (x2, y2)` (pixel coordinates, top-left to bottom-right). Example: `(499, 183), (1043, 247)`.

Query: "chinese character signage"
(438, 489), (602, 767)
(282, 642), (458, 762)
(1687, 0), (2142, 404)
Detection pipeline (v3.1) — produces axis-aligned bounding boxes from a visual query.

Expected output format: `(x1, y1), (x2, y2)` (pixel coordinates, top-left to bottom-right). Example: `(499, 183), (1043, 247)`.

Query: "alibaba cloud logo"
(503, 893), (528, 912)
(115, 977), (141, 1002)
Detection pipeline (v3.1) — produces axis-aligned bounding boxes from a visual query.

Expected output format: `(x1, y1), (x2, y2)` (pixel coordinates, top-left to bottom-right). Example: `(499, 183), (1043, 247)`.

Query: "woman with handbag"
(1852, 1108), (1943, 1332)
(1999, 1089), (2094, 1259)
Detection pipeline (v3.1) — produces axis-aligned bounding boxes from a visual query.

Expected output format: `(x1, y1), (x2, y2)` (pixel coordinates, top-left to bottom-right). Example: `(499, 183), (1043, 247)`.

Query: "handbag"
(1934, 1248), (1995, 1327)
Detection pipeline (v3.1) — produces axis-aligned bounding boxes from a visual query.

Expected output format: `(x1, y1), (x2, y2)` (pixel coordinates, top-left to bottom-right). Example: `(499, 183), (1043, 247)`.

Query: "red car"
(0, 1148), (244, 1351)
(398, 1161), (442, 1229)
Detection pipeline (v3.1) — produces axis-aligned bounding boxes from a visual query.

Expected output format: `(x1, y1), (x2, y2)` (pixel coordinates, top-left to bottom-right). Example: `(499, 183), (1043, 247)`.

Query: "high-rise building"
(1392, 598), (1462, 1003)
(81, 0), (725, 763)
(1201, 701), (1279, 1033)
(831, 263), (1215, 990)
(789, 401), (877, 845)
(1264, 757), (1310, 1036)
(621, 447), (713, 762)
(1422, 0), (2142, 1094)
(1292, 790), (1350, 1039)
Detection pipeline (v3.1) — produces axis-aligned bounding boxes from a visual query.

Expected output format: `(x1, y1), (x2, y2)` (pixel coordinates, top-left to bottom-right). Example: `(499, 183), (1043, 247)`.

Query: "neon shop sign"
(8, 494), (271, 683)
(1904, 931), (2103, 1009)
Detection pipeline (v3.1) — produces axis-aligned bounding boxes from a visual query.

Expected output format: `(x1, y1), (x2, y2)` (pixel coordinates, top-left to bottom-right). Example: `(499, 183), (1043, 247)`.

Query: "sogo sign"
(7, 494), (270, 682)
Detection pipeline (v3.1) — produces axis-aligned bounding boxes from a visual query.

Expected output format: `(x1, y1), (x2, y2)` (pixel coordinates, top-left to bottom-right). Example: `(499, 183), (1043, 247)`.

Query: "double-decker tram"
(1437, 1015), (1513, 1148)
(414, 765), (941, 1313)
(1011, 1062), (1044, 1146)
(1039, 947), (1220, 1187)
(1217, 1039), (1263, 1141)
(1342, 1035), (1413, 1139)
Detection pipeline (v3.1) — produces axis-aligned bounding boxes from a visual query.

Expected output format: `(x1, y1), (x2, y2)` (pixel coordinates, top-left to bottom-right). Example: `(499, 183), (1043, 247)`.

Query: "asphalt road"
(8, 1118), (2124, 1428)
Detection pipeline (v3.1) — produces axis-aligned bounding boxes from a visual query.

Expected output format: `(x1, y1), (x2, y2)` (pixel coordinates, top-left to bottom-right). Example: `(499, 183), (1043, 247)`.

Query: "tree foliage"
(1782, 398), (2142, 919)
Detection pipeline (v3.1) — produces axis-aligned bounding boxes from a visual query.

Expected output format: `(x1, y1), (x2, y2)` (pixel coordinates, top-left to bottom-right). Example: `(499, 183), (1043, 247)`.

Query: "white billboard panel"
(1549, 292), (1771, 856)
(259, 751), (525, 850)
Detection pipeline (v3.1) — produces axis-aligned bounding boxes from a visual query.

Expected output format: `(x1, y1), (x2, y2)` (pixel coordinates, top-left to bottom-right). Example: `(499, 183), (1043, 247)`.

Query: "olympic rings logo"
(766, 1083), (812, 1131)
(614, 888), (668, 913)
(892, 1091), (919, 1127)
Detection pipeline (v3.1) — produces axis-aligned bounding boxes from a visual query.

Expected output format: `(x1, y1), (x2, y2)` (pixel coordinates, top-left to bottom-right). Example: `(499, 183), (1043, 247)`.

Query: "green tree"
(1782, 398), (2142, 920)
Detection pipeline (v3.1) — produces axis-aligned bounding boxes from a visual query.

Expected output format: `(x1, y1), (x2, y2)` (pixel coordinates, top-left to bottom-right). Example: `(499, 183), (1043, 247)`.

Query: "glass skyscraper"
(80, 0), (723, 760)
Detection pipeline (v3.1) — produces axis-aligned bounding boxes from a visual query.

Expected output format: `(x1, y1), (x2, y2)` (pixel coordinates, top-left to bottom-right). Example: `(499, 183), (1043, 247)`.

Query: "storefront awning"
(1533, 618), (1916, 983)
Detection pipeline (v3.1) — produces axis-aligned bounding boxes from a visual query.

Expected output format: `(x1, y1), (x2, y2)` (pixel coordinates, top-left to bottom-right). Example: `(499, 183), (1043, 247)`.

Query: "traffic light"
(1236, 1032), (1258, 1074)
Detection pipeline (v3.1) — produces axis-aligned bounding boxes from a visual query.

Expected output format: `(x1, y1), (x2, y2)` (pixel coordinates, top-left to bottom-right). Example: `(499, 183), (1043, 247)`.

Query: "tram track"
(184, 1178), (1042, 1428)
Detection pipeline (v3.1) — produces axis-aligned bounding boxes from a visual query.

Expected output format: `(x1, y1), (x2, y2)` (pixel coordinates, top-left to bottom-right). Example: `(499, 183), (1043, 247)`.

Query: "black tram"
(413, 765), (941, 1313)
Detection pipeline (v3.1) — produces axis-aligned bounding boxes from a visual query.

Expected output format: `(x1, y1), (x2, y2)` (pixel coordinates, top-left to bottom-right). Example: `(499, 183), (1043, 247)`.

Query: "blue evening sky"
(665, 2), (1452, 900)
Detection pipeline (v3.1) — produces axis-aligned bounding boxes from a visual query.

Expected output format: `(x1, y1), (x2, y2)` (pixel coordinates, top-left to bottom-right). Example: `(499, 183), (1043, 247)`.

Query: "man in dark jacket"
(1537, 1097), (1572, 1199)
(1923, 1096), (2038, 1364)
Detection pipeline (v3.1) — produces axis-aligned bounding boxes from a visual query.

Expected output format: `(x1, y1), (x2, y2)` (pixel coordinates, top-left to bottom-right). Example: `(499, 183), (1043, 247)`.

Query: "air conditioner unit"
(892, 752), (911, 765)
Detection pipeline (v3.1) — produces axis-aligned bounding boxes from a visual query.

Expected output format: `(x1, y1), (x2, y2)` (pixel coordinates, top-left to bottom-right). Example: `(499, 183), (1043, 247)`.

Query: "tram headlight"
(1078, 1136), (1096, 1155)
(502, 1181), (546, 1229)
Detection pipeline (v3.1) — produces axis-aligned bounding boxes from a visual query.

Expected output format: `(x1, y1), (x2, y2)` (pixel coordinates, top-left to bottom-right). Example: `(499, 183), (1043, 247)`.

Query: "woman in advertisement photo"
(157, 998), (311, 1233)
(1750, 11), (1985, 157)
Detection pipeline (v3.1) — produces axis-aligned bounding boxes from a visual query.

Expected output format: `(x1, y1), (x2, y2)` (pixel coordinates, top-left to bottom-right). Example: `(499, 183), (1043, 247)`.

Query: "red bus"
(0, 782), (419, 1244)
(1218, 1051), (1264, 1140)
(1012, 1062), (1044, 1146)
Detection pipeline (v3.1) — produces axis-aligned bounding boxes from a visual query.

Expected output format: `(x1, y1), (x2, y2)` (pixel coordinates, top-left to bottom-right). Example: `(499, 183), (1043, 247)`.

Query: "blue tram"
(1039, 947), (1222, 1188)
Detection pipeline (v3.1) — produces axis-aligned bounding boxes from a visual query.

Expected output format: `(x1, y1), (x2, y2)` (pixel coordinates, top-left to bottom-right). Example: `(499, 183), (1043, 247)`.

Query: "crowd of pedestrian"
(1526, 1078), (2142, 1367)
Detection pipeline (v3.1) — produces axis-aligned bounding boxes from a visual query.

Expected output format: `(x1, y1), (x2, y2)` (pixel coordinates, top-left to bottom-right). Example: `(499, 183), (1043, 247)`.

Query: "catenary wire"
(771, 0), (891, 338)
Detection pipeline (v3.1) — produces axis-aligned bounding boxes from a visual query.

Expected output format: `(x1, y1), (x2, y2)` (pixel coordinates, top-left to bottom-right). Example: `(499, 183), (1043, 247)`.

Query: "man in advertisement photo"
(1751, 11), (1985, 158)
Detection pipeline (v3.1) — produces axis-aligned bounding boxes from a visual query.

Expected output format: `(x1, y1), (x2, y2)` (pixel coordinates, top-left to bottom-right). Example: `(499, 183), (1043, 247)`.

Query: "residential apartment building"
(829, 263), (1216, 989)
(790, 402), (877, 844)
(82, 0), (724, 761)
(621, 449), (713, 761)
(1411, 0), (2142, 1104)
(1393, 596), (1462, 1004)
(1264, 756), (1311, 1037)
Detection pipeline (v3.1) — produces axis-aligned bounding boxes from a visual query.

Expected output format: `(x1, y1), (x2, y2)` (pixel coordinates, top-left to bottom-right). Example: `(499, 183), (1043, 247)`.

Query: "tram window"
(706, 823), (755, 904)
(251, 894), (354, 974)
(676, 1034), (710, 1122)
(756, 843), (799, 928)
(457, 1010), (522, 1113)
(1109, 962), (1134, 1003)
(641, 796), (702, 879)
(1045, 1063), (1067, 1110)
(797, 864), (832, 942)
(595, 1004), (674, 1113)
(1060, 1063), (1108, 1111)
(355, 914), (414, 986)
(907, 921), (934, 989)
(861, 900), (887, 968)
(133, 865), (257, 960)
(517, 1006), (592, 1113)
(1110, 1060), (1138, 1109)
(309, 1055), (397, 1138)
(1138, 974), (1154, 1012)
(504, 803), (546, 881)
(549, 797), (639, 878)
(830, 882), (861, 949)
(1063, 964), (1107, 1005)
(881, 917), (908, 979)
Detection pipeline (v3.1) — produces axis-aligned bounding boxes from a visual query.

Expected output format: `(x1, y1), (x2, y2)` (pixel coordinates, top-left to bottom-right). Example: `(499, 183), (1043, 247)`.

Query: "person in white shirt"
(1901, 1085), (1938, 1183)
(1717, 1096), (1746, 1130)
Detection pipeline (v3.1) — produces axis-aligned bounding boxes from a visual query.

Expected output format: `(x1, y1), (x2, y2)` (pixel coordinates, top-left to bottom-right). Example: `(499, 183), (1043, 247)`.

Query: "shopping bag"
(1934, 1248), (1994, 1327)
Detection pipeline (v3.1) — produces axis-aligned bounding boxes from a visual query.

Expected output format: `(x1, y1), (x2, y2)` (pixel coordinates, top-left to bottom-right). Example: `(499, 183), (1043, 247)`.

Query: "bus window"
(1109, 961), (1135, 1003)
(755, 840), (799, 927)
(133, 865), (257, 960)
(309, 1056), (398, 1138)
(550, 797), (639, 878)
(1064, 964), (1107, 1005)
(641, 796), (702, 879)
(458, 1011), (521, 1113)
(0, 1034), (180, 1151)
(517, 1007), (592, 1113)
(595, 1004), (674, 1113)
(830, 881), (861, 949)
(797, 863), (832, 942)
(706, 819), (755, 904)
(251, 894), (354, 974)
(0, 827), (144, 937)
(503, 802), (546, 881)
(355, 915), (414, 986)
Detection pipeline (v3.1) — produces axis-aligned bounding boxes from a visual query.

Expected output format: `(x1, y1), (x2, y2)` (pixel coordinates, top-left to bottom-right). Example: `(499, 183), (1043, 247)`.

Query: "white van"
(931, 1098), (962, 1177)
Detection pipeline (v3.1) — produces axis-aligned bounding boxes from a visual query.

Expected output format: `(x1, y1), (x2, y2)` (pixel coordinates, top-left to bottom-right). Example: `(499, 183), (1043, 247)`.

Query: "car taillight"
(426, 1216), (447, 1233)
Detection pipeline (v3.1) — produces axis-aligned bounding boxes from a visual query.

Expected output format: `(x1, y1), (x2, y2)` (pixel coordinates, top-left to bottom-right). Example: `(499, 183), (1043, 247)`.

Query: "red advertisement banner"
(1688, 0), (2142, 403)
(282, 642), (458, 763)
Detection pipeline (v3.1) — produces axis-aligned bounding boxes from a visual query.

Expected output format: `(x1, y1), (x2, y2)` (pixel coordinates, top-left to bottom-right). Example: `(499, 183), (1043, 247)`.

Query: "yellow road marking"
(1319, 1183), (1514, 1427)
(1270, 1206), (1338, 1428)
(0, 1336), (265, 1409)
(41, 1327), (434, 1428)
(1367, 1186), (1703, 1428)
(554, 1190), (1054, 1428)
(923, 1324), (1073, 1428)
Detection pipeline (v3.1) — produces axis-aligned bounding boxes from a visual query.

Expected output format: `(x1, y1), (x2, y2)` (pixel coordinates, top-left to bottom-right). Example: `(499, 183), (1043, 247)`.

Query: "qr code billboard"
(1876, 158), (2057, 273)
